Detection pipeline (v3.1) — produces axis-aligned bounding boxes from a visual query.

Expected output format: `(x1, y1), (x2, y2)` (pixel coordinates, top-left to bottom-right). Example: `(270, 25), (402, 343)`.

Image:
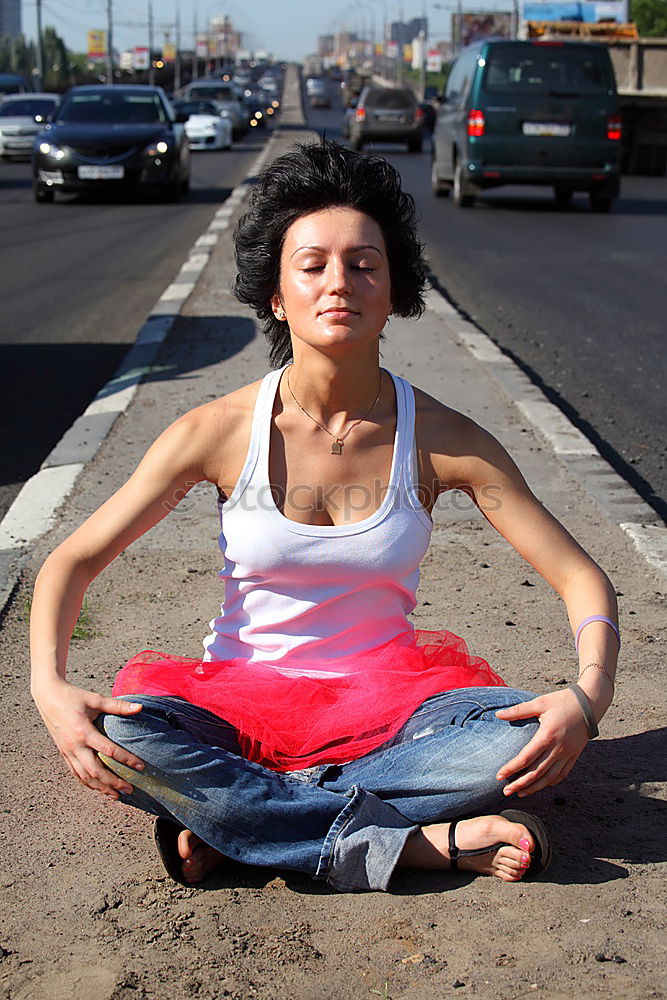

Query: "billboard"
(162, 41), (176, 63)
(87, 29), (106, 60)
(458, 12), (513, 47)
(132, 46), (149, 70)
(521, 1), (629, 21)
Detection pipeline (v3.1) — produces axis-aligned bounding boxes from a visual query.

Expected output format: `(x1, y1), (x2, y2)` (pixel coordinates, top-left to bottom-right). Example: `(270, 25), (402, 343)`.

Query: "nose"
(326, 256), (351, 295)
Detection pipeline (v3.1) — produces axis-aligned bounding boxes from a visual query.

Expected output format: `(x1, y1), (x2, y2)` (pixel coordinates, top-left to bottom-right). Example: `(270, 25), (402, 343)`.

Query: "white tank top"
(202, 366), (433, 670)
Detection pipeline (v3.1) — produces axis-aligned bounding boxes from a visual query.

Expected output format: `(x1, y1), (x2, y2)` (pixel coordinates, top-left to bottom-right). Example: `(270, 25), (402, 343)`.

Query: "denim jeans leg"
(320, 687), (540, 823)
(97, 695), (417, 893)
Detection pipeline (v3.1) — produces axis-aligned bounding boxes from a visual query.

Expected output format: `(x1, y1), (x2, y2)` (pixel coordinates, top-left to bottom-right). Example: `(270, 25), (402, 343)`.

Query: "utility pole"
(148, 0), (155, 85)
(35, 0), (45, 89)
(106, 0), (114, 85)
(174, 5), (181, 92)
(192, 7), (198, 82)
(397, 1), (404, 85)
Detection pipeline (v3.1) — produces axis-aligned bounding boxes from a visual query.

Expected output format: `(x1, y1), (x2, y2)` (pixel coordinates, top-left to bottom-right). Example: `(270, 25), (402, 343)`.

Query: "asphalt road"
(307, 90), (667, 521)
(0, 129), (270, 521)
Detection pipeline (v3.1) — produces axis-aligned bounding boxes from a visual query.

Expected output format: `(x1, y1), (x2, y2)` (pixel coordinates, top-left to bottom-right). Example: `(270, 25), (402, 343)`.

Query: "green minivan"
(431, 39), (622, 211)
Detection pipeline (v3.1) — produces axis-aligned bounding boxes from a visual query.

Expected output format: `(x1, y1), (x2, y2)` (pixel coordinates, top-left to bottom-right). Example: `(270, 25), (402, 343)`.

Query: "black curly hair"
(232, 140), (428, 367)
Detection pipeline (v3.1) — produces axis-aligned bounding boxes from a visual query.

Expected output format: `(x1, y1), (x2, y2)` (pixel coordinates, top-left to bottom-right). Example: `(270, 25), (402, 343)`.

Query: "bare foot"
(177, 828), (225, 885)
(397, 814), (535, 883)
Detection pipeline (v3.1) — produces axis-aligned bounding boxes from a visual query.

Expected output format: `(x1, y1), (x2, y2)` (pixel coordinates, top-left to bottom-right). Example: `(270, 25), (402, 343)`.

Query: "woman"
(30, 141), (619, 892)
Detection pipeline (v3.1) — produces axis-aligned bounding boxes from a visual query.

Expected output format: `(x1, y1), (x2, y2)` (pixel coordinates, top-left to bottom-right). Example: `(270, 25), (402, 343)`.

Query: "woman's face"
(272, 206), (392, 354)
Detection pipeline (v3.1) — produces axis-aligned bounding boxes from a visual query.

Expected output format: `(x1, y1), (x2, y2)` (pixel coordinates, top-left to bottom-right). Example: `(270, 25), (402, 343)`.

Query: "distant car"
(32, 84), (191, 203)
(348, 86), (424, 153)
(306, 78), (331, 109)
(0, 93), (59, 159)
(0, 72), (34, 97)
(244, 93), (269, 128)
(180, 80), (246, 139)
(174, 99), (233, 150)
(431, 39), (621, 211)
(419, 100), (436, 133)
(341, 101), (356, 139)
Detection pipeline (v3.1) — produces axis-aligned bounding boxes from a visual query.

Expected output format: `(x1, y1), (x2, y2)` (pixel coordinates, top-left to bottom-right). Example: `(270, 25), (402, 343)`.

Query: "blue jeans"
(98, 686), (538, 892)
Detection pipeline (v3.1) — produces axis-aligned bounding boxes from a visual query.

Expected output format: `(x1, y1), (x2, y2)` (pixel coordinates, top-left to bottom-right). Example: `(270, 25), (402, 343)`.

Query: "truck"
(525, 20), (667, 175)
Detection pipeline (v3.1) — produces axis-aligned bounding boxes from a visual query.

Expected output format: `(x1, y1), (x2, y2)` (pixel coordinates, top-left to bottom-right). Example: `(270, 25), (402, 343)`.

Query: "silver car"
(0, 92), (59, 159)
(180, 81), (246, 139)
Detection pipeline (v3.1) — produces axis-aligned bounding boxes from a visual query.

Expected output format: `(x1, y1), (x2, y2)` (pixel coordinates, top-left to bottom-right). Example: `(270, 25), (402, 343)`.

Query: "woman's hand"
(495, 689), (590, 797)
(32, 678), (145, 799)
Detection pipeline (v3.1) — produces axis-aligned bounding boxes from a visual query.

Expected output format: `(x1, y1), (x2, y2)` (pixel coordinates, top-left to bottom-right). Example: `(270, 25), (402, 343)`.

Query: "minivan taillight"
(467, 109), (485, 137)
(355, 107), (366, 122)
(607, 113), (622, 141)
(415, 106), (424, 124)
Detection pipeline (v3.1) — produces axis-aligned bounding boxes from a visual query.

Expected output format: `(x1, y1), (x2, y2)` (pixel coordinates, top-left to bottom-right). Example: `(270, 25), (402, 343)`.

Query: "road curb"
(425, 288), (666, 578)
(0, 132), (278, 617)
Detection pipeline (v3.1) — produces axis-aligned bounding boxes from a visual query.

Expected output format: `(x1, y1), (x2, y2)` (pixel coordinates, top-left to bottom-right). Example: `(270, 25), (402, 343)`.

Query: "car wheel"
(554, 185), (573, 208)
(34, 184), (54, 203)
(407, 135), (422, 153)
(431, 157), (449, 197)
(589, 191), (613, 213)
(453, 161), (475, 208)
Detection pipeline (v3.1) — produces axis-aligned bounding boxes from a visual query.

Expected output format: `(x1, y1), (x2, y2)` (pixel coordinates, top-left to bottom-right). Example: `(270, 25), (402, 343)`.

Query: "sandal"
(448, 809), (552, 879)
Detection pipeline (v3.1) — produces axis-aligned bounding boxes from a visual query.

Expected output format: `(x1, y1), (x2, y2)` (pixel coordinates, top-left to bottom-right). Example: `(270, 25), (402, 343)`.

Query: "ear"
(271, 293), (286, 322)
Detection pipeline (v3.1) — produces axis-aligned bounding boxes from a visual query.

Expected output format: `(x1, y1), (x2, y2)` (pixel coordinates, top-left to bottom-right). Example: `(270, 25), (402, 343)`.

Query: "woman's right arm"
(30, 405), (219, 799)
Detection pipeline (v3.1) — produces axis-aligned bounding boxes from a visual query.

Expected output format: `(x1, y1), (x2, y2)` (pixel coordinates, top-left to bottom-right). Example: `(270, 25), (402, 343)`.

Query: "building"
(390, 17), (428, 48)
(318, 34), (334, 59)
(0, 0), (21, 38)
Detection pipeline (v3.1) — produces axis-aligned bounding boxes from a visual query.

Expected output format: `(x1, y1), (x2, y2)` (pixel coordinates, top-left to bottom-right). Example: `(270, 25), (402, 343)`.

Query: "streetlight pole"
(106, 0), (114, 85)
(35, 0), (45, 89)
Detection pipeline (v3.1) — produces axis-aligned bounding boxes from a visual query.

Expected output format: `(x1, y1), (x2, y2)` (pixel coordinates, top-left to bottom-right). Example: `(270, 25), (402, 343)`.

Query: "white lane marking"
(183, 253), (210, 269)
(159, 281), (196, 301)
(425, 289), (458, 315)
(85, 385), (138, 415)
(195, 233), (218, 248)
(620, 523), (667, 577)
(457, 330), (511, 364)
(0, 465), (84, 549)
(516, 400), (598, 456)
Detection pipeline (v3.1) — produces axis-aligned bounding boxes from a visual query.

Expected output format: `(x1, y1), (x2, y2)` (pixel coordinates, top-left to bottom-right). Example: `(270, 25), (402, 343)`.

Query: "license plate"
(522, 122), (571, 137)
(77, 165), (125, 180)
(376, 111), (405, 122)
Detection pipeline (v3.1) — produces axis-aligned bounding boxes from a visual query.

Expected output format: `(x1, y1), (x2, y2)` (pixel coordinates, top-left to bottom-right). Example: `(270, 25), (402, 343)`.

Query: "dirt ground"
(1, 122), (666, 1000)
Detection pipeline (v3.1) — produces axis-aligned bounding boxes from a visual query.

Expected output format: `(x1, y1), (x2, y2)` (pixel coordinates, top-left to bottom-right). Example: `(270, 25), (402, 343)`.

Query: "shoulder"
(410, 382), (518, 489)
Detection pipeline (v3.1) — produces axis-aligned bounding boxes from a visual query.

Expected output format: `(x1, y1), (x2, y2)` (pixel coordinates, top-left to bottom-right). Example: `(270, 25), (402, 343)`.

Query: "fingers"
(495, 698), (541, 722)
(497, 729), (547, 783)
(95, 697), (144, 716)
(89, 730), (145, 772)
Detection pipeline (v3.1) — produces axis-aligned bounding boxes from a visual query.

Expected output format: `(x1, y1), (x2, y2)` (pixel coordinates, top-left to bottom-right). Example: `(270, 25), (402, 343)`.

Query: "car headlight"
(38, 141), (65, 159)
(145, 139), (169, 156)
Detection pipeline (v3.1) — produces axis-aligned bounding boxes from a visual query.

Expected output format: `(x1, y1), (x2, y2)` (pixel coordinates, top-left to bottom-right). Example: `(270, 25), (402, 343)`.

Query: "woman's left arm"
(435, 413), (618, 798)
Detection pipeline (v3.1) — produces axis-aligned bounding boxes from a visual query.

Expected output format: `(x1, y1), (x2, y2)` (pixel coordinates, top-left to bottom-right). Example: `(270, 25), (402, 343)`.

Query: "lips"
(320, 307), (359, 316)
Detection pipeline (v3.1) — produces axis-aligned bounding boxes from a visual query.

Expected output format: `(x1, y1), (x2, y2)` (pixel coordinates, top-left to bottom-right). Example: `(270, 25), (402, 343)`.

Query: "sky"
(20, 1), (475, 59)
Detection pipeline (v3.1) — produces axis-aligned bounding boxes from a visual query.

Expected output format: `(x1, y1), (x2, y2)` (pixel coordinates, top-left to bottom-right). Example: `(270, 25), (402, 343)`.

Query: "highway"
(308, 89), (667, 521)
(0, 130), (269, 521)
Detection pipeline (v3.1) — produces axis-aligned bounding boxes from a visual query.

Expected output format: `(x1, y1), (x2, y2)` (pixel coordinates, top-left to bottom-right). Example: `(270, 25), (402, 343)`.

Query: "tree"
(632, 0), (667, 36)
(42, 26), (70, 89)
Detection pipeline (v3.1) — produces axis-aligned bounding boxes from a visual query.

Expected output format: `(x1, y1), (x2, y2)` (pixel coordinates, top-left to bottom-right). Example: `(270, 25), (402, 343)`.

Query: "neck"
(285, 346), (383, 424)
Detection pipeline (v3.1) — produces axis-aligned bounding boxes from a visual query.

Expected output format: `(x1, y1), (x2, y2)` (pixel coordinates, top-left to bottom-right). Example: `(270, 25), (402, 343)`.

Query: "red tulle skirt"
(112, 629), (506, 772)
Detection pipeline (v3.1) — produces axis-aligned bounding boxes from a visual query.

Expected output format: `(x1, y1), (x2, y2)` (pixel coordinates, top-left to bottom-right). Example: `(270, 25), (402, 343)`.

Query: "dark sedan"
(32, 84), (191, 203)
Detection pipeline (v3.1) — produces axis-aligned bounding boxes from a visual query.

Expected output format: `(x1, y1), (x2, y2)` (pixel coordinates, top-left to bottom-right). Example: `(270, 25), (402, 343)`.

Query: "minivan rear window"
(483, 44), (612, 96)
(187, 85), (234, 102)
(364, 88), (416, 109)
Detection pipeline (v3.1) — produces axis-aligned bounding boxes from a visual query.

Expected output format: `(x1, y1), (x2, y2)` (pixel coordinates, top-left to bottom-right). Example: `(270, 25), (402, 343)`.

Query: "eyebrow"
(289, 243), (384, 259)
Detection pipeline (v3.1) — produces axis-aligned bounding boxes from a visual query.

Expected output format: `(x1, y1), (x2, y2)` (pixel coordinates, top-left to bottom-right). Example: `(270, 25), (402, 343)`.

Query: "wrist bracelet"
(575, 615), (621, 654)
(568, 682), (599, 739)
(578, 662), (615, 686)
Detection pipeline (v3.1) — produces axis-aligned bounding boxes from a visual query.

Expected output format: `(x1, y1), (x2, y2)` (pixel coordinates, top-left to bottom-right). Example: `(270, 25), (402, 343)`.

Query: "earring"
(276, 309), (286, 321)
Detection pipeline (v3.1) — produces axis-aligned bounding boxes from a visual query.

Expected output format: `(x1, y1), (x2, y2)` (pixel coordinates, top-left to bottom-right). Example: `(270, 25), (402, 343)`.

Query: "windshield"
(0, 98), (56, 117)
(176, 100), (218, 115)
(187, 86), (234, 102)
(56, 92), (167, 124)
(484, 45), (612, 95)
(364, 89), (416, 109)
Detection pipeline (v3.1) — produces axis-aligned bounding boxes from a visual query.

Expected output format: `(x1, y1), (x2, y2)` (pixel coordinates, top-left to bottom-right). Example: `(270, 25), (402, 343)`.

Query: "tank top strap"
(221, 366), (285, 511)
(390, 372), (426, 516)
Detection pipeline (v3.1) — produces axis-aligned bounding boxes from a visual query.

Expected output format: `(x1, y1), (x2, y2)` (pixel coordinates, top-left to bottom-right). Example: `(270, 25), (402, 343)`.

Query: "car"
(306, 78), (331, 109)
(174, 99), (233, 150)
(244, 93), (269, 129)
(348, 86), (424, 153)
(341, 100), (357, 139)
(430, 39), (622, 211)
(180, 80), (246, 138)
(0, 92), (59, 159)
(32, 84), (191, 203)
(0, 72), (34, 97)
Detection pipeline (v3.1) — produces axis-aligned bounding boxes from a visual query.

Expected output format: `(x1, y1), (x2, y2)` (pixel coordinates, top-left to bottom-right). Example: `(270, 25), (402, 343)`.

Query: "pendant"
(331, 439), (343, 455)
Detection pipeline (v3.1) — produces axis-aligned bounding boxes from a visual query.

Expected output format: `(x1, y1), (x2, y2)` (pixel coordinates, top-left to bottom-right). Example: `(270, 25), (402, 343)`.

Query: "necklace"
(286, 366), (384, 455)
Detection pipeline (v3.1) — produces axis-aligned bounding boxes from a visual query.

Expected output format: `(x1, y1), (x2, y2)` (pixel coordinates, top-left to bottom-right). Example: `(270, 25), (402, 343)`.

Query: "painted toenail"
(519, 837), (531, 851)
(521, 854), (530, 866)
